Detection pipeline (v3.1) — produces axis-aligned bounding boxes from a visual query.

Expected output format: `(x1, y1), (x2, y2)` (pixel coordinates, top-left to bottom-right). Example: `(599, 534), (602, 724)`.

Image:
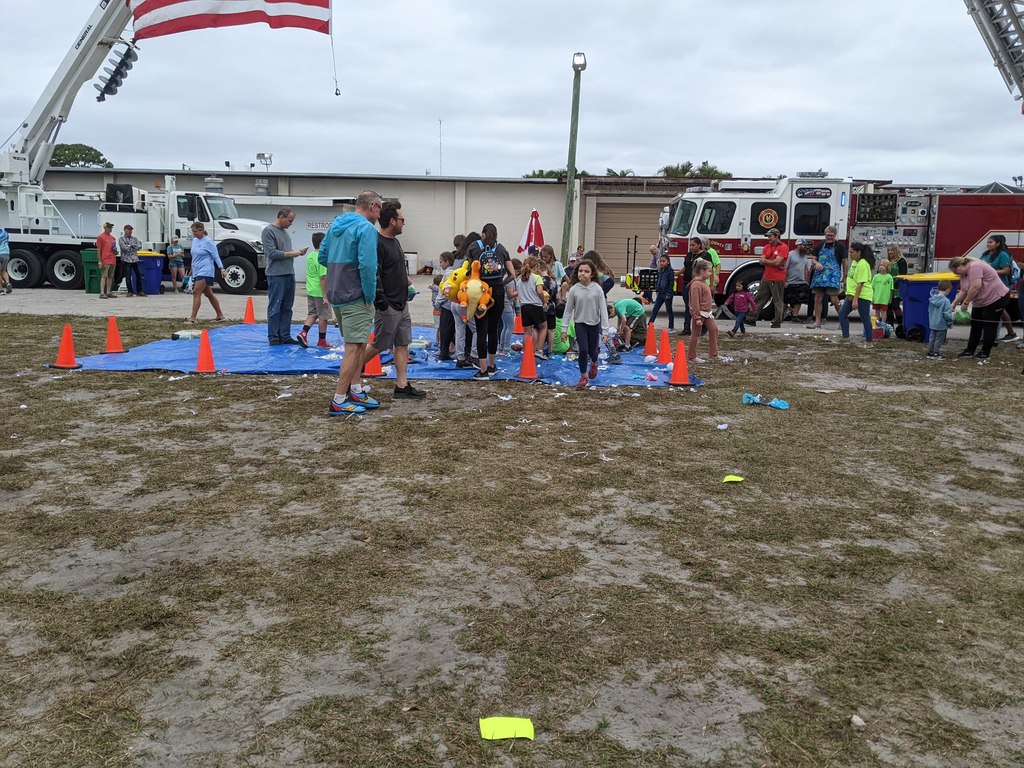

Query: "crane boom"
(964, 0), (1024, 106)
(3, 0), (132, 188)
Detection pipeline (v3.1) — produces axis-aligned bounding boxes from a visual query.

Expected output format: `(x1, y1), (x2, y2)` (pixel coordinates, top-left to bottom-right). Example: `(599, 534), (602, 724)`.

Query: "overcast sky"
(5, 1), (1023, 185)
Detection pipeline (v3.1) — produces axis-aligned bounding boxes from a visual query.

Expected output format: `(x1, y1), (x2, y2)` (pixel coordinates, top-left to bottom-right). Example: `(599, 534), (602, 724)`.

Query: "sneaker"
(692, 357), (708, 364)
(957, 350), (974, 358)
(348, 391), (380, 409)
(393, 383), (427, 399)
(681, 329), (691, 336)
(974, 351), (989, 360)
(487, 365), (497, 374)
(328, 399), (365, 416)
(472, 370), (490, 380)
(926, 353), (941, 360)
(576, 374), (589, 389)
(862, 342), (874, 349)
(281, 338), (301, 346)
(1002, 332), (1018, 341)
(4, 284), (12, 294)
(1017, 341), (1024, 349)
(588, 361), (598, 380)
(726, 330), (735, 338)
(805, 323), (822, 330)
(317, 339), (331, 348)
(297, 330), (309, 348)
(455, 358), (473, 369)
(608, 354), (623, 365)
(536, 351), (548, 360)
(770, 322), (782, 329)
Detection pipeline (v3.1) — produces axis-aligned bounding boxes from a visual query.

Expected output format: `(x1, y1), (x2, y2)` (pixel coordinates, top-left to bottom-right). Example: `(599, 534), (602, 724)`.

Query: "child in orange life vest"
(687, 259), (719, 363)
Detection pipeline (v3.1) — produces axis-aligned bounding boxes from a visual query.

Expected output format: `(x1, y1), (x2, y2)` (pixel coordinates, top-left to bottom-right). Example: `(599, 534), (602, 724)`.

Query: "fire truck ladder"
(964, 0), (1024, 107)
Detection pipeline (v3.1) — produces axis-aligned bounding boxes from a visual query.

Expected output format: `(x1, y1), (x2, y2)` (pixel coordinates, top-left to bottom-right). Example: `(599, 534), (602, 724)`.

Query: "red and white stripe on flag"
(517, 209), (545, 254)
(130, 0), (331, 40)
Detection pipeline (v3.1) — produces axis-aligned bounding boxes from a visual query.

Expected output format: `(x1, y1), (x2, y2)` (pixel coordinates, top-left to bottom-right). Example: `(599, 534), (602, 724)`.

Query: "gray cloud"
(6, 0), (1023, 184)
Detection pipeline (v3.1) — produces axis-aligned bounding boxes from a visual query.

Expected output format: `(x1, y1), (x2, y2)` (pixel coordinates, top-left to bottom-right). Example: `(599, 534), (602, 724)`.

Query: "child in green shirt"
(871, 258), (894, 324)
(297, 232), (330, 348)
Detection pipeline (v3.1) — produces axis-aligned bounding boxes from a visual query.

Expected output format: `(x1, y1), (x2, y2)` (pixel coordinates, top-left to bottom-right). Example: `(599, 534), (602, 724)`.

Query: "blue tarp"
(78, 323), (704, 388)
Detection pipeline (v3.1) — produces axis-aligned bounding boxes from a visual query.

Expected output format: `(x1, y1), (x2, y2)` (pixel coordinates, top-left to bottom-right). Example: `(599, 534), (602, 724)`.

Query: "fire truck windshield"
(669, 200), (697, 237)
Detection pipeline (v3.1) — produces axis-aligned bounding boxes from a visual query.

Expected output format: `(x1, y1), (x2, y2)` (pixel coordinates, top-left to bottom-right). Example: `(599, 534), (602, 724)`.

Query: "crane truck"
(0, 0), (270, 294)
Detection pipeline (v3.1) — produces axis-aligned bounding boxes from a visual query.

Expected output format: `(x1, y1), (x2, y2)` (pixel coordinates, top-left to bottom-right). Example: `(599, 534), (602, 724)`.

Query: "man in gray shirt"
(261, 207), (307, 346)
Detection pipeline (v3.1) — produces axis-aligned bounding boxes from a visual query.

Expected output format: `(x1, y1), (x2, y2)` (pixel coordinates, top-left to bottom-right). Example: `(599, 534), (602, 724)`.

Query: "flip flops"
(742, 392), (789, 410)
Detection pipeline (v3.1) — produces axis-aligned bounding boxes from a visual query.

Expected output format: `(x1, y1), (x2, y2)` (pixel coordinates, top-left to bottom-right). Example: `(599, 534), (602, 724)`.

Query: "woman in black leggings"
(949, 256), (1010, 360)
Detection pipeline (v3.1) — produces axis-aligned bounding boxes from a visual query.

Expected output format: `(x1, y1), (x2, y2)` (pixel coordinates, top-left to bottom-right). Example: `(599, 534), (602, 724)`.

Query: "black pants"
(438, 307), (455, 359)
(576, 322), (601, 374)
(123, 261), (144, 294)
(967, 294), (1010, 355)
(476, 285), (505, 359)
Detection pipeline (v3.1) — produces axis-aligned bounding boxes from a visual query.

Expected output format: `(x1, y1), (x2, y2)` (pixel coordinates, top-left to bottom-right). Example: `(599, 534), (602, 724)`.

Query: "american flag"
(130, 0), (331, 40)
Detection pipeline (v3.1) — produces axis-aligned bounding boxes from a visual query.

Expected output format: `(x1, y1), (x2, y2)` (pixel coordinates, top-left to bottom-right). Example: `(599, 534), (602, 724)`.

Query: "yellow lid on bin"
(137, 250), (163, 257)
(896, 272), (958, 281)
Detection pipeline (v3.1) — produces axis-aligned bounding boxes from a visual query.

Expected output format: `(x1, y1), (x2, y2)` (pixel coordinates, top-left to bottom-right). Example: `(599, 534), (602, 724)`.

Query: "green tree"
(658, 161), (694, 178)
(49, 143), (114, 168)
(606, 168), (635, 176)
(522, 168), (591, 179)
(657, 161), (732, 179)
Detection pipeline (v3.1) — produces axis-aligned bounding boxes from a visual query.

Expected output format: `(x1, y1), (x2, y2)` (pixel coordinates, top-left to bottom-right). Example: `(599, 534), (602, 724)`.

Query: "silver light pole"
(560, 52), (586, 263)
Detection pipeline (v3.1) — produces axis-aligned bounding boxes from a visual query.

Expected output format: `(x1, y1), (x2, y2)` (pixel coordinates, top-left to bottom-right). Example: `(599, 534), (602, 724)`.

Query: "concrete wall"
(41, 170), (572, 275)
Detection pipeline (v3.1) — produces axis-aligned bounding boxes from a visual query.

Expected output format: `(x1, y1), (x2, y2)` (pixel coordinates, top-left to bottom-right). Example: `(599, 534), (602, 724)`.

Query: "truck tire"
(8, 249), (44, 289)
(729, 266), (774, 320)
(220, 254), (257, 294)
(45, 250), (85, 290)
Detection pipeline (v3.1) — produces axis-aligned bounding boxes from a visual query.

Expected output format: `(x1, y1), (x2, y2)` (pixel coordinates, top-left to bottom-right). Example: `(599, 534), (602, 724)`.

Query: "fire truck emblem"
(758, 208), (779, 229)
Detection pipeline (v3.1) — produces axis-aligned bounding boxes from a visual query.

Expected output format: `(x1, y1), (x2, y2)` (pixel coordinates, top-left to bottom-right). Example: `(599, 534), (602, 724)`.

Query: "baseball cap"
(102, 221), (113, 228)
(568, 254), (579, 262)
(796, 238), (810, 245)
(767, 228), (781, 237)
(124, 224), (134, 230)
(527, 245), (541, 256)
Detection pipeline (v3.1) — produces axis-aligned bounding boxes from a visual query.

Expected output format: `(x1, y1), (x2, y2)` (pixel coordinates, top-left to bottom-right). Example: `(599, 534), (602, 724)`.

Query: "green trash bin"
(81, 248), (101, 294)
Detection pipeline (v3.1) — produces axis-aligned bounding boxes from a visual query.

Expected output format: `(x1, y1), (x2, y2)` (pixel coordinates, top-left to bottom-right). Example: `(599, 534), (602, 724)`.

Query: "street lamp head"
(572, 52), (587, 72)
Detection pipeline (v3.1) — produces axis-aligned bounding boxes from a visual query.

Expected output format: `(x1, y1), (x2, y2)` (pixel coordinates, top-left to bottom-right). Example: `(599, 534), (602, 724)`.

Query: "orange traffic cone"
(513, 313), (524, 334)
(668, 341), (691, 386)
(518, 334), (538, 380)
(643, 322), (657, 356)
(657, 328), (672, 364)
(363, 331), (384, 377)
(51, 323), (82, 369)
(104, 315), (125, 353)
(193, 329), (216, 373)
(243, 297), (256, 324)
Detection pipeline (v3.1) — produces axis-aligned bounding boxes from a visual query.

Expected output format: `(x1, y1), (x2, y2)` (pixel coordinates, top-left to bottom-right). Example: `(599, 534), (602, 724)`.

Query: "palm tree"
(606, 168), (635, 177)
(693, 161), (732, 179)
(658, 162), (695, 178)
(522, 168), (592, 179)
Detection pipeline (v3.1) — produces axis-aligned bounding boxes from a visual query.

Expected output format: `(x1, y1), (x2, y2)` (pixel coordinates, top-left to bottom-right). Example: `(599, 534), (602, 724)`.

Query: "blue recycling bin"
(139, 252), (165, 295)
(897, 273), (959, 343)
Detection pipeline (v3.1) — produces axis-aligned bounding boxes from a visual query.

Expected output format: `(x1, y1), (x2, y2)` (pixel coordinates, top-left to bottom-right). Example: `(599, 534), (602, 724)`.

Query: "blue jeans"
(649, 293), (674, 329)
(731, 311), (748, 333)
(266, 274), (295, 343)
(838, 297), (872, 341)
(927, 328), (947, 356)
(499, 302), (515, 352)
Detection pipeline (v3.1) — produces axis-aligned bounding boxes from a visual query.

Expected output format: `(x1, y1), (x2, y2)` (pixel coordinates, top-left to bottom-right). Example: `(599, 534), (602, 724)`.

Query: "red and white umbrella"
(517, 209), (545, 254)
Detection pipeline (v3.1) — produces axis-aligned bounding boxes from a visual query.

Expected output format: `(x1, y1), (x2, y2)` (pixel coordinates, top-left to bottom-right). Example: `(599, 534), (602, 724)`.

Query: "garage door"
(593, 202), (665, 277)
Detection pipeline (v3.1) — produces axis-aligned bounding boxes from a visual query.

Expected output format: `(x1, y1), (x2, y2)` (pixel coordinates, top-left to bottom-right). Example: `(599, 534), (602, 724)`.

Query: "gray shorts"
(306, 295), (331, 322)
(0, 253), (9, 272)
(373, 304), (412, 349)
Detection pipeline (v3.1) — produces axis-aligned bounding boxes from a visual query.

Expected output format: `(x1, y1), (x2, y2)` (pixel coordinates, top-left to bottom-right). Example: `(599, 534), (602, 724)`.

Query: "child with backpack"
(927, 279), (954, 360)
(725, 279), (756, 338)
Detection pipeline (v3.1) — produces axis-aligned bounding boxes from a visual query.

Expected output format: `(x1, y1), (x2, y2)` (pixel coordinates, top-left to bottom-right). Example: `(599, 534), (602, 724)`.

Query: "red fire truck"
(660, 172), (1024, 307)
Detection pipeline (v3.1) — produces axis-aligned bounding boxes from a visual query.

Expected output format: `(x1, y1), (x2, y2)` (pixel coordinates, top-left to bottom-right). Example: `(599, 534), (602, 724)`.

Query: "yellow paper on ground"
(479, 717), (535, 741)
(723, 475), (744, 483)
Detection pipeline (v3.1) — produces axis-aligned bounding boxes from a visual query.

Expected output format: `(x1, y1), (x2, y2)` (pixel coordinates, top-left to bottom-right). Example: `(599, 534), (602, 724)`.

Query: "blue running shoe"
(347, 391), (380, 409)
(328, 400), (365, 416)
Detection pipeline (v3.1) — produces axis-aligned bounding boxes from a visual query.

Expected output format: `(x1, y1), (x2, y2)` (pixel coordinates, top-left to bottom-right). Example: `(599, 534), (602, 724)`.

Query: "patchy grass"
(1, 312), (1023, 766)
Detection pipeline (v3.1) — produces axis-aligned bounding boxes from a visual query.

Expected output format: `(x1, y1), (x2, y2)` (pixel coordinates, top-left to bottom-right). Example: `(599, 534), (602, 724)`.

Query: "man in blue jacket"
(319, 190), (382, 416)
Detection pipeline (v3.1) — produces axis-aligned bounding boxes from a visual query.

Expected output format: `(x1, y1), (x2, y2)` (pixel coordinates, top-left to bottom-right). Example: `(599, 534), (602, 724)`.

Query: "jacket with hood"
(928, 288), (954, 331)
(318, 212), (378, 306)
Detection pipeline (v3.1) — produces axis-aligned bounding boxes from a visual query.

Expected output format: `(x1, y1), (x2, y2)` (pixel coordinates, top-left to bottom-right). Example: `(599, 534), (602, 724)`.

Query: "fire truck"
(0, 0), (271, 294)
(660, 172), (1024, 308)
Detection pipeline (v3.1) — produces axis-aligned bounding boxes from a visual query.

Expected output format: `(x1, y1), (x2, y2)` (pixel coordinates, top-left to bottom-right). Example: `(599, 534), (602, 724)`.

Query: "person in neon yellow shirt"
(297, 232), (331, 348)
(838, 242), (875, 347)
